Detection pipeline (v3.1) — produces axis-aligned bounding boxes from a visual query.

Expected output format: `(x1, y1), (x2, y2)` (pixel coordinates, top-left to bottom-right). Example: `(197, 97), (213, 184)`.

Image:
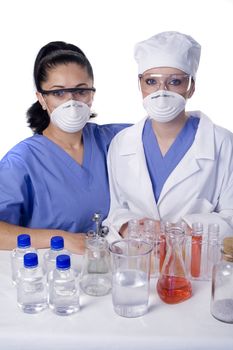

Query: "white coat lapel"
(118, 118), (160, 219)
(135, 145), (160, 219)
(158, 149), (201, 204)
(158, 112), (215, 204)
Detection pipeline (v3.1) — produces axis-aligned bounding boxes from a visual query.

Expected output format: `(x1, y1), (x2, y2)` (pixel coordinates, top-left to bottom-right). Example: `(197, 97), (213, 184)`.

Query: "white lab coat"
(104, 111), (233, 242)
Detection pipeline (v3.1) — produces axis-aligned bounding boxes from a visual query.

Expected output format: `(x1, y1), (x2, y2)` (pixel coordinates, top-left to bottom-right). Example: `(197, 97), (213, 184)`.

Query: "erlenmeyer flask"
(157, 226), (192, 304)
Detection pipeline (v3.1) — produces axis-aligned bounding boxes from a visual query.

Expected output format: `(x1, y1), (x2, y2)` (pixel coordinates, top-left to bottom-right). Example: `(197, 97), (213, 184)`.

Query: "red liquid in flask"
(157, 275), (192, 304)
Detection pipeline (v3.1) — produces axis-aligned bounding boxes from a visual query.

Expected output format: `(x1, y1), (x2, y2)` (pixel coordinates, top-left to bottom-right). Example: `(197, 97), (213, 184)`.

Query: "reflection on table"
(0, 250), (232, 350)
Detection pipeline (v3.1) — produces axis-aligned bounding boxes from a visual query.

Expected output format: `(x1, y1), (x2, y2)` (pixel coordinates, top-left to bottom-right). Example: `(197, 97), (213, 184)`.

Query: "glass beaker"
(157, 227), (192, 304)
(109, 239), (153, 318)
(80, 235), (111, 296)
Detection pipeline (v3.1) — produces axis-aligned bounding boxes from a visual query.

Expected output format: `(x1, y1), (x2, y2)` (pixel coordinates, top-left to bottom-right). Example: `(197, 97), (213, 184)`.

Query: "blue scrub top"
(143, 116), (200, 202)
(0, 122), (130, 233)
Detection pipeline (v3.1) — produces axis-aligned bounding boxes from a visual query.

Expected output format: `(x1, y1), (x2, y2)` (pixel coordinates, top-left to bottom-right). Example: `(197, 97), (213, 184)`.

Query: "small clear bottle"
(49, 254), (80, 316)
(143, 219), (156, 242)
(17, 252), (47, 313)
(43, 236), (70, 282)
(127, 219), (141, 239)
(211, 237), (233, 323)
(11, 234), (36, 285)
(80, 235), (111, 296)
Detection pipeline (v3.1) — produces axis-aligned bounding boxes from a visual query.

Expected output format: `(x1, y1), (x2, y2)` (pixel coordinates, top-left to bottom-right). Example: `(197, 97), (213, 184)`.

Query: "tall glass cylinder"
(109, 239), (152, 318)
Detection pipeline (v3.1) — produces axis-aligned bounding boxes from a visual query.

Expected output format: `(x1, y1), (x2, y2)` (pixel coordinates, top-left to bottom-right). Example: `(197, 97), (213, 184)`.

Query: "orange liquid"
(157, 276), (192, 304)
(191, 235), (202, 277)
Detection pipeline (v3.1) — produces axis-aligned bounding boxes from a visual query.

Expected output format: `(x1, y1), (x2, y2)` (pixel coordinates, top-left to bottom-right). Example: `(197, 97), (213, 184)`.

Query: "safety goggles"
(39, 87), (96, 102)
(138, 73), (192, 94)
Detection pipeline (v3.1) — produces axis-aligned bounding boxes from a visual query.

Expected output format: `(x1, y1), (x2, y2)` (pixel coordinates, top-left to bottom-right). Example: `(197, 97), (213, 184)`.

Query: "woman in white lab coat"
(104, 31), (233, 241)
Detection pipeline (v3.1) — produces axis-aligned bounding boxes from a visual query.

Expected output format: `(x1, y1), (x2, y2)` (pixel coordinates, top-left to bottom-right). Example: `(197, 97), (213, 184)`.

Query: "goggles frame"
(138, 73), (192, 93)
(39, 86), (96, 96)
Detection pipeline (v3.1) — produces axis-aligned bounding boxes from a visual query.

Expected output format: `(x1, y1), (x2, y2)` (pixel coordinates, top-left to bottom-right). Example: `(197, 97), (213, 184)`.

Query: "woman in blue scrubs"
(0, 41), (129, 253)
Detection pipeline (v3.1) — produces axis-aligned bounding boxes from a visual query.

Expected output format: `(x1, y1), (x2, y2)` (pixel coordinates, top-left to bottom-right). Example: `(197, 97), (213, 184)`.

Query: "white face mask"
(50, 99), (91, 133)
(143, 90), (186, 123)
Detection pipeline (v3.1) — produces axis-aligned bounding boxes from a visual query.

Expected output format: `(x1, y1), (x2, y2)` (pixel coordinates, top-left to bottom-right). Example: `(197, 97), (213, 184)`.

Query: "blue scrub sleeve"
(0, 157), (30, 225)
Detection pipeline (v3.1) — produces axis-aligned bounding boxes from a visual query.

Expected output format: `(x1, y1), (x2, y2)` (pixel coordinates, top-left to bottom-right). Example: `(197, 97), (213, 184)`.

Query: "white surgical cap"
(134, 31), (201, 79)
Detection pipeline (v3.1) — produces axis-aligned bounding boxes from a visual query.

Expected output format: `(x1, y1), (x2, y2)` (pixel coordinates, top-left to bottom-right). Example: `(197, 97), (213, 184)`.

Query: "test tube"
(207, 223), (220, 279)
(191, 222), (203, 278)
(159, 221), (172, 272)
(143, 219), (156, 276)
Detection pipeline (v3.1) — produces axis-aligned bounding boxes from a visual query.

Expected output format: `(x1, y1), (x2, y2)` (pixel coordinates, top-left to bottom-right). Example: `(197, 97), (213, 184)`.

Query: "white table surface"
(0, 249), (232, 350)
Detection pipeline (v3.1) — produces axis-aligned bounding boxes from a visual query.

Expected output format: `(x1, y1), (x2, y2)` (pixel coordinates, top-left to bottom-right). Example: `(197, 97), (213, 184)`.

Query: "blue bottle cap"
(24, 253), (38, 268)
(51, 236), (64, 250)
(17, 234), (31, 248)
(56, 254), (70, 269)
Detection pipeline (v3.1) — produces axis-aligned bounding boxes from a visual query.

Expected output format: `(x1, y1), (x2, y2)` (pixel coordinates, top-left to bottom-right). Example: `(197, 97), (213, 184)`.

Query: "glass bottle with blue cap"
(49, 254), (80, 315)
(43, 235), (71, 283)
(17, 252), (47, 313)
(11, 234), (36, 285)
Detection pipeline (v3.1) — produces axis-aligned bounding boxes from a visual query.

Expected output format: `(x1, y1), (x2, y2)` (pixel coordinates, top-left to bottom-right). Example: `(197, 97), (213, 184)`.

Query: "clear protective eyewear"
(39, 86), (96, 103)
(139, 73), (192, 94)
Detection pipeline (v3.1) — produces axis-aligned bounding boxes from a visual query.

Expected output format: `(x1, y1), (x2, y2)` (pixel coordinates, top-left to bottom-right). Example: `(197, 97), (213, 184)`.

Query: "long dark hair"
(27, 41), (95, 134)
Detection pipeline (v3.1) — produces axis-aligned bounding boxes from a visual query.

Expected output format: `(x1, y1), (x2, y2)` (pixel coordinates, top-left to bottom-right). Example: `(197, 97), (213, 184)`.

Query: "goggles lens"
(40, 87), (96, 102)
(139, 73), (191, 94)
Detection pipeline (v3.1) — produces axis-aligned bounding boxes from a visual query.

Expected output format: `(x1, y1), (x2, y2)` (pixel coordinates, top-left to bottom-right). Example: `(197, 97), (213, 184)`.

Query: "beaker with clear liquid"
(109, 239), (152, 318)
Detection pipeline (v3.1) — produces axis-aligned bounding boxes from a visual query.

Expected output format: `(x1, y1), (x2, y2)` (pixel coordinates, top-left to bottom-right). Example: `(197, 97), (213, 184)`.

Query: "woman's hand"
(119, 222), (128, 238)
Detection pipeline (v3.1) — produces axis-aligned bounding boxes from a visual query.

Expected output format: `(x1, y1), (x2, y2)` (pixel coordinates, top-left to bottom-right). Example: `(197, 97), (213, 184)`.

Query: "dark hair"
(27, 41), (95, 134)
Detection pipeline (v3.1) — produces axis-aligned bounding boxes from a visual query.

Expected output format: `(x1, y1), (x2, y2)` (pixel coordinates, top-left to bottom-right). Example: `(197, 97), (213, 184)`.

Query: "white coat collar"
(118, 111), (215, 161)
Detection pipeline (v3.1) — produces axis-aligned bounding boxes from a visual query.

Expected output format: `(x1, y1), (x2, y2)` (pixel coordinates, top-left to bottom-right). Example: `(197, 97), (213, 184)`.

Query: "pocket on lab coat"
(189, 198), (215, 214)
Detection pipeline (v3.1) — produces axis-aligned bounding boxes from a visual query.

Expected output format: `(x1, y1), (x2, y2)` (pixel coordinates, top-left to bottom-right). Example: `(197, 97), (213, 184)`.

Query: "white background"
(0, 0), (232, 158)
